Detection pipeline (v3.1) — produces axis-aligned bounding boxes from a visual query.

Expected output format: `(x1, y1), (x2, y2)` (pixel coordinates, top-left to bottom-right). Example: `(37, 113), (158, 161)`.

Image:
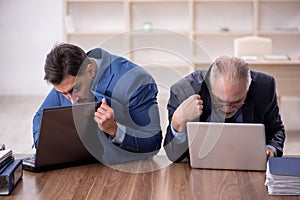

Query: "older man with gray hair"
(164, 56), (285, 163)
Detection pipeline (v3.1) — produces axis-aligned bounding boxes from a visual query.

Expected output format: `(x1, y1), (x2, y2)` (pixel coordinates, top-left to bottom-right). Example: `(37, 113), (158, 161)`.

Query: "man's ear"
(86, 63), (96, 79)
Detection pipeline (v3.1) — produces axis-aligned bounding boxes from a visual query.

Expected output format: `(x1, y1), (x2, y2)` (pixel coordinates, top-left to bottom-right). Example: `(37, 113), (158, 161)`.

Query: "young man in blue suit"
(33, 43), (162, 164)
(164, 56), (285, 162)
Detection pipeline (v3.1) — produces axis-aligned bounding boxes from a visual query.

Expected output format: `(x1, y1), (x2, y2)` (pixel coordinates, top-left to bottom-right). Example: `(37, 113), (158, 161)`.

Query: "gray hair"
(209, 56), (252, 90)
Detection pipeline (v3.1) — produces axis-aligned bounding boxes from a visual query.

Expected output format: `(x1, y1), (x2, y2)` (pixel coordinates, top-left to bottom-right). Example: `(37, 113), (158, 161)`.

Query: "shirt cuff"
(170, 122), (187, 144)
(109, 123), (126, 144)
(266, 145), (277, 157)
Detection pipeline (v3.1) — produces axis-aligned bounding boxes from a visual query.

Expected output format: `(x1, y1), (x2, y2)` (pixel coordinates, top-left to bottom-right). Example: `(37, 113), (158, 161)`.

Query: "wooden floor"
(0, 96), (44, 154)
(0, 95), (299, 156)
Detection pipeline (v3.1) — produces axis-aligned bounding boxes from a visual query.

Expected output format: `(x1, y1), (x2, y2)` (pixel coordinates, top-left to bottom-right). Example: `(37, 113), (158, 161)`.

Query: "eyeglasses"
(211, 92), (247, 108)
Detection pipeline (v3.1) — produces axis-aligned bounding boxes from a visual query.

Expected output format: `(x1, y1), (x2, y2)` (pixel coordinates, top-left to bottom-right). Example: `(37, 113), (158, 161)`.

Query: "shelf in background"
(63, 0), (300, 63)
(193, 30), (253, 36)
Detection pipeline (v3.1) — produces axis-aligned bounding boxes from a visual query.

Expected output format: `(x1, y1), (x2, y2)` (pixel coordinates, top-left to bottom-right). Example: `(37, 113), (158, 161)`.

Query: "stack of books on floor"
(265, 157), (300, 195)
(0, 145), (23, 196)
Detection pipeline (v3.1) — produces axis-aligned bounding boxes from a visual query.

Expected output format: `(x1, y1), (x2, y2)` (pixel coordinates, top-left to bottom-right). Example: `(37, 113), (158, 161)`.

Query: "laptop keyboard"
(23, 154), (36, 165)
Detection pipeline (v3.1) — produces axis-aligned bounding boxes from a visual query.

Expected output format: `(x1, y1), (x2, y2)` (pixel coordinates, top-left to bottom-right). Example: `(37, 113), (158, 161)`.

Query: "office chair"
(234, 36), (272, 58)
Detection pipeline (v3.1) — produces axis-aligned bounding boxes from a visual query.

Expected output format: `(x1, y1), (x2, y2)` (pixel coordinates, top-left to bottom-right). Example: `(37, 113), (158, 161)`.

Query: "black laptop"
(23, 102), (100, 172)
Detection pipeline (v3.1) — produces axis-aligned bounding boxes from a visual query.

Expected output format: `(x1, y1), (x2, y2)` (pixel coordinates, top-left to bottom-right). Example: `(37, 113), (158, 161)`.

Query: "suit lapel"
(91, 49), (115, 97)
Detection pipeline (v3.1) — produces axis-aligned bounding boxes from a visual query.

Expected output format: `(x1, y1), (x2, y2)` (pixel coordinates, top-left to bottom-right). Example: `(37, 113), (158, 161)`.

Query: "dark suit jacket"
(163, 69), (285, 162)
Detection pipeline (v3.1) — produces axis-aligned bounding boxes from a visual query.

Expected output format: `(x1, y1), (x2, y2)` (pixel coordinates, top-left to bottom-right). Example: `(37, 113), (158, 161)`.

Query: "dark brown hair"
(44, 43), (90, 85)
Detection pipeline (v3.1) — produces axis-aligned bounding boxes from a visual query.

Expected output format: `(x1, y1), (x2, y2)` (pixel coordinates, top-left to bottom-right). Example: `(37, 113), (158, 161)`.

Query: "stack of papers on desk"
(265, 157), (300, 195)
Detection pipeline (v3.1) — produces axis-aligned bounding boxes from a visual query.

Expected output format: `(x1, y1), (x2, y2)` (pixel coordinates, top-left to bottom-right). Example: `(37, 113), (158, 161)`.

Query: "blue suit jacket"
(163, 69), (285, 162)
(33, 48), (162, 164)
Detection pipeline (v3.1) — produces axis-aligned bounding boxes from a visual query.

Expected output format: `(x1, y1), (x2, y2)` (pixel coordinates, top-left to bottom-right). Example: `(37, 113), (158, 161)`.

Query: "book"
(0, 149), (12, 163)
(0, 156), (14, 174)
(0, 159), (23, 196)
(0, 149), (13, 171)
(265, 157), (300, 195)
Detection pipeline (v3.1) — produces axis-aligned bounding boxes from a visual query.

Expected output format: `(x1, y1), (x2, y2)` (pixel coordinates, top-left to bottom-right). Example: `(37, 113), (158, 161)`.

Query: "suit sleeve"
(101, 68), (162, 155)
(117, 82), (163, 154)
(263, 78), (285, 157)
(163, 88), (190, 163)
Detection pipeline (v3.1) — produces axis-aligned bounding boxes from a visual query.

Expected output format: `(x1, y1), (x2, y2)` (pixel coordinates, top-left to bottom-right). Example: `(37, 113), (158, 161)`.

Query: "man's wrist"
(106, 121), (118, 138)
(109, 123), (125, 144)
(172, 113), (186, 133)
(170, 122), (187, 144)
(266, 145), (277, 157)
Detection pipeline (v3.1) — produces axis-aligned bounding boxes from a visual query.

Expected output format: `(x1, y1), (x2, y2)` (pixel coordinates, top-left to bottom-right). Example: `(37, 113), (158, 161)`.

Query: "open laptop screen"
(23, 102), (100, 172)
(187, 122), (266, 171)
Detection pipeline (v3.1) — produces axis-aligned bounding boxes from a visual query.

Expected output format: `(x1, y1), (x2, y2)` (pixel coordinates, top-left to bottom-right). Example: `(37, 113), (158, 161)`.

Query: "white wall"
(0, 0), (62, 95)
